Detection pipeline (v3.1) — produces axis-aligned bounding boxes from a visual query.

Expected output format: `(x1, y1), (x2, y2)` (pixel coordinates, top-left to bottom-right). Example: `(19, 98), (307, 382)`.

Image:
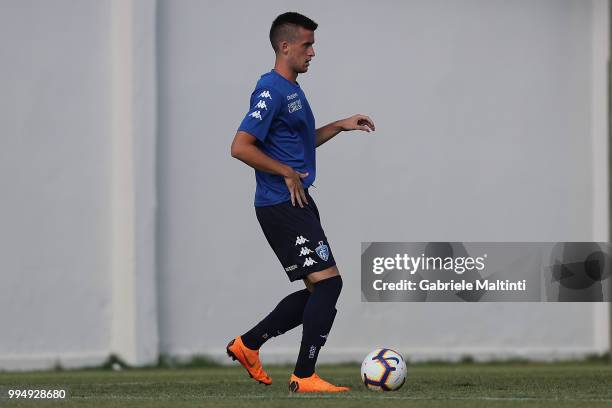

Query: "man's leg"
(241, 287), (311, 350)
(227, 282), (314, 385)
(289, 266), (349, 393)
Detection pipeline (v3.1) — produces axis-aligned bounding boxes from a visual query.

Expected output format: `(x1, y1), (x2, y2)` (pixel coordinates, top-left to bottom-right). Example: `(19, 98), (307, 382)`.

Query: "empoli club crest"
(315, 241), (329, 261)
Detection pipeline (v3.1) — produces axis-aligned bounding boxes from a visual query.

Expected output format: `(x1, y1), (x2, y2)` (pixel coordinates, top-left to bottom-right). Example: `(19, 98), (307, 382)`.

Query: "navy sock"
(294, 275), (342, 378)
(295, 341), (321, 377)
(241, 288), (311, 350)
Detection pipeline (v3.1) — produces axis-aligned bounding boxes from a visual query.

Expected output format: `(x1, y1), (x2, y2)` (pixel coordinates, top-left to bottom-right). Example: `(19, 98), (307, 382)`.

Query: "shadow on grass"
(11, 351), (611, 374)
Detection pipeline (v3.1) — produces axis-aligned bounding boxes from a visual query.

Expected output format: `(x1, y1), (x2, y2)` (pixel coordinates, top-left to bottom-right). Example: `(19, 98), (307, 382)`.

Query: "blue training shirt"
(238, 69), (316, 207)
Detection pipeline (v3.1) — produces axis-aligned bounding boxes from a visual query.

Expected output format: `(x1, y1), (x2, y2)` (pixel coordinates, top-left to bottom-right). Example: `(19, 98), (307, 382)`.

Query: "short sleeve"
(237, 88), (281, 142)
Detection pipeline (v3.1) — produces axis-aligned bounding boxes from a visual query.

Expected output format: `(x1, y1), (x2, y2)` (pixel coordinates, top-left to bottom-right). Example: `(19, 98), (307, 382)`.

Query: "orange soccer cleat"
(226, 336), (272, 385)
(288, 373), (350, 393)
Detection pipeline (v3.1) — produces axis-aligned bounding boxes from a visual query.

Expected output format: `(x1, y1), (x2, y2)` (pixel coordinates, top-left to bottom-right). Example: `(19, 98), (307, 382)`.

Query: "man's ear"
(280, 41), (289, 55)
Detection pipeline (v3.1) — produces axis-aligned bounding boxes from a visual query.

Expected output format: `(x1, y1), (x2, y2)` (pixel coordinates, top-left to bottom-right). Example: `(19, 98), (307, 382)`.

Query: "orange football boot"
(288, 373), (350, 393)
(226, 336), (272, 385)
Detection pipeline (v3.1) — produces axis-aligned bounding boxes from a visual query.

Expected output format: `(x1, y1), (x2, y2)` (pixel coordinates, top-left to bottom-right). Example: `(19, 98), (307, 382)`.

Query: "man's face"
(285, 27), (315, 73)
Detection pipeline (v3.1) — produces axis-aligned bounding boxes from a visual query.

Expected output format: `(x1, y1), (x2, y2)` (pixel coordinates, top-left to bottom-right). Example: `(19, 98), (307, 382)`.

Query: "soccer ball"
(361, 348), (407, 391)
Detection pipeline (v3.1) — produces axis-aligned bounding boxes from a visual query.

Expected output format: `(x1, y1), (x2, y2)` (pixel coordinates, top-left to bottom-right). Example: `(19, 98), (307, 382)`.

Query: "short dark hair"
(269, 12), (318, 52)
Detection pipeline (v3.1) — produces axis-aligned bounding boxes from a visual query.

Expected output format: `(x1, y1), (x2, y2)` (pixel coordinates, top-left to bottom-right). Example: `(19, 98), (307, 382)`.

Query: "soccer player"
(227, 12), (375, 393)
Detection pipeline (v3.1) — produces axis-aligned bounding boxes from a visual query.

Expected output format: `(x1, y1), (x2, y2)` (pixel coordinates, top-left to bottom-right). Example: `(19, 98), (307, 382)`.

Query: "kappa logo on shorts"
(295, 236), (309, 245)
(298, 247), (313, 256)
(303, 257), (317, 267)
(315, 241), (330, 261)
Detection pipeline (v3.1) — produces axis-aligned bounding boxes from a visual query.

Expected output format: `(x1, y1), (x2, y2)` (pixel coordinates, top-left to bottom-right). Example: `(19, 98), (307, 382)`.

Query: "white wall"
(0, 0), (608, 370)
(0, 0), (112, 369)
(0, 0), (160, 371)
(156, 0), (609, 363)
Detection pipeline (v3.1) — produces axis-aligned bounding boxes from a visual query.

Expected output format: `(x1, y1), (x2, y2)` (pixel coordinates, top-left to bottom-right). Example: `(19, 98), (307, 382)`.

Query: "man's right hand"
(283, 168), (309, 208)
(231, 131), (310, 207)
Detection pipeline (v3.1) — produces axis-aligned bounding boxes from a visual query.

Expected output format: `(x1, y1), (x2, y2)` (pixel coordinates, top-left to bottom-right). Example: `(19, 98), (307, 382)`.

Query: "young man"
(227, 12), (375, 393)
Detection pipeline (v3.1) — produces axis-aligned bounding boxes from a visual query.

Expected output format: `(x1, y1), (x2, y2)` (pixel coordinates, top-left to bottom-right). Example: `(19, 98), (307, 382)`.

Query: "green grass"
(1, 362), (611, 407)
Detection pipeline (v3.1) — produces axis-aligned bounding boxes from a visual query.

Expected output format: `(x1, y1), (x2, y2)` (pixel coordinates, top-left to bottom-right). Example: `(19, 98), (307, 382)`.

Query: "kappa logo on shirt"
(249, 110), (262, 120)
(255, 100), (268, 110)
(259, 90), (272, 99)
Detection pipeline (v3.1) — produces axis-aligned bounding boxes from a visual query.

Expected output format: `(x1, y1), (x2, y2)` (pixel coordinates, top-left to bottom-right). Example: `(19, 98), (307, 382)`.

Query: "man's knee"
(305, 266), (340, 284)
(303, 279), (315, 293)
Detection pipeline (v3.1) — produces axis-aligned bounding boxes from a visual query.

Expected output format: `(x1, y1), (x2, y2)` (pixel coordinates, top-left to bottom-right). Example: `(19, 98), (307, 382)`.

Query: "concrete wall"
(0, 0), (159, 370)
(156, 0), (610, 363)
(0, 0), (112, 369)
(0, 0), (608, 370)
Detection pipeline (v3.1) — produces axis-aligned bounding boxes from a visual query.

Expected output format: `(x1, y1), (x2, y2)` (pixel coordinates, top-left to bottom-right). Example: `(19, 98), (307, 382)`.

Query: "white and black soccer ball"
(361, 348), (407, 391)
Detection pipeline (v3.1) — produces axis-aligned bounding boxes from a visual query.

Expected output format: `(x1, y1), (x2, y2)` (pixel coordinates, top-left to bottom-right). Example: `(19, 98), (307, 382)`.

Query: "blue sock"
(241, 288), (311, 350)
(294, 275), (342, 378)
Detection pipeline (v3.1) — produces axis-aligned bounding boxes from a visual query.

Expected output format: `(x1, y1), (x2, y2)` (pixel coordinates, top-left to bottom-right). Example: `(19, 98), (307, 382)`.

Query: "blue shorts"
(255, 190), (336, 282)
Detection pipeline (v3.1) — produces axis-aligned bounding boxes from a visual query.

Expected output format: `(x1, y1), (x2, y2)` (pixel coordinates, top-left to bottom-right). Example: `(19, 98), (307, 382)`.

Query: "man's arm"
(315, 114), (375, 147)
(231, 131), (310, 207)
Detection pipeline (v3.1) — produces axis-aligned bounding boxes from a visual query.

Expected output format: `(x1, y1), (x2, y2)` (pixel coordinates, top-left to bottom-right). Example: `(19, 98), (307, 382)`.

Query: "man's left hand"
(339, 114), (375, 132)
